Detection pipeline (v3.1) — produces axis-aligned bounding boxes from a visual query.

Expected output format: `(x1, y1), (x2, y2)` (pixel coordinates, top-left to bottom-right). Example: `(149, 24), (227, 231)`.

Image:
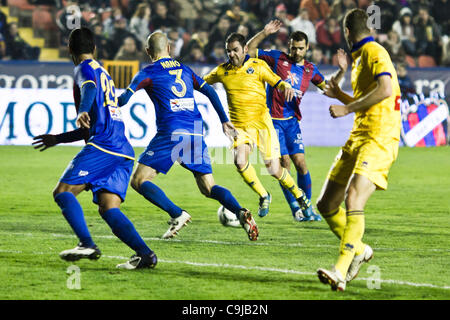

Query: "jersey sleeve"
(127, 70), (152, 93)
(364, 45), (393, 80)
(203, 65), (220, 84)
(258, 59), (282, 88)
(311, 64), (326, 89)
(75, 63), (97, 89)
(256, 49), (279, 68)
(186, 65), (206, 90)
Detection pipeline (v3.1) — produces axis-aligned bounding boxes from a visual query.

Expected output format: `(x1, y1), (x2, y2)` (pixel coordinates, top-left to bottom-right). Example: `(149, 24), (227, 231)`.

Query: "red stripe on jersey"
(137, 78), (153, 95)
(270, 52), (292, 119)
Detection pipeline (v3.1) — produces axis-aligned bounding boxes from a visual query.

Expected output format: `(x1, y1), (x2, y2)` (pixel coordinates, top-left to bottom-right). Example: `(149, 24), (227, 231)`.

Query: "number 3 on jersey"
(100, 72), (118, 107)
(169, 69), (187, 98)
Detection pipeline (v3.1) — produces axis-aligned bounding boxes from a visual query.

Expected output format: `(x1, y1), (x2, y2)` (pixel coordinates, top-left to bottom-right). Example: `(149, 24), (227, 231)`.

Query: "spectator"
(431, 0), (450, 36)
(0, 8), (6, 35)
(236, 24), (250, 39)
(109, 17), (139, 58)
(129, 3), (151, 46)
(182, 44), (206, 64)
(374, 0), (398, 34)
(103, 7), (124, 38)
(225, 3), (250, 33)
(300, 0), (331, 23)
(382, 30), (406, 64)
(150, 1), (178, 32)
(272, 3), (291, 44)
(206, 15), (230, 54)
(92, 23), (109, 60)
(330, 0), (357, 23)
(207, 41), (227, 65)
(3, 22), (40, 60)
(289, 8), (317, 46)
(414, 6), (442, 63)
(114, 36), (147, 62)
(181, 27), (209, 58)
(310, 47), (327, 65)
(441, 37), (450, 67)
(392, 7), (416, 57)
(167, 28), (184, 59)
(0, 32), (5, 60)
(56, 1), (89, 46)
(396, 62), (416, 97)
(316, 16), (342, 59)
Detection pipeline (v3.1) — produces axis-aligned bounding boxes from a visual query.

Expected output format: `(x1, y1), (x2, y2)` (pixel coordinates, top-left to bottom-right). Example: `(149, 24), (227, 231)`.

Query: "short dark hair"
(289, 31), (309, 45)
(225, 32), (246, 48)
(68, 27), (95, 56)
(343, 8), (370, 36)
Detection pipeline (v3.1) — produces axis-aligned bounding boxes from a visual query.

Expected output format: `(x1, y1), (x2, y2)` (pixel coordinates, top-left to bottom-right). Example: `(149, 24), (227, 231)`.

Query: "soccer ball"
(217, 206), (241, 228)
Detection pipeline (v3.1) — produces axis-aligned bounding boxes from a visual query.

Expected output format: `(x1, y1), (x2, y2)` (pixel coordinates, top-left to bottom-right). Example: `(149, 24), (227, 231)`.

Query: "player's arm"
(246, 20), (282, 58)
(117, 71), (146, 107)
(260, 61), (294, 102)
(76, 81), (97, 129)
(32, 128), (89, 152)
(329, 75), (392, 118)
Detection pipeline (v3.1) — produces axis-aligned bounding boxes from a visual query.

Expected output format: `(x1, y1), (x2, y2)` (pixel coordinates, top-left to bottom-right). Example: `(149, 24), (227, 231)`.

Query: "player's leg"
(334, 173), (375, 280)
(53, 182), (100, 261)
(97, 191), (157, 269)
(278, 155), (302, 216)
(291, 153), (312, 201)
(193, 172), (258, 241)
(131, 163), (191, 239)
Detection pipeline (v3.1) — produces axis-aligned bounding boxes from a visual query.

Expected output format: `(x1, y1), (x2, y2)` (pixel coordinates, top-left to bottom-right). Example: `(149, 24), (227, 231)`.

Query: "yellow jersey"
(203, 56), (290, 127)
(350, 37), (401, 140)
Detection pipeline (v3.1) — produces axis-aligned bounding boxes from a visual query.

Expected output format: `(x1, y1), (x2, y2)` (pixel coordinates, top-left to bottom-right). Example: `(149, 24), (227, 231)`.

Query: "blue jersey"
(73, 59), (134, 159)
(125, 57), (206, 135)
(257, 49), (326, 121)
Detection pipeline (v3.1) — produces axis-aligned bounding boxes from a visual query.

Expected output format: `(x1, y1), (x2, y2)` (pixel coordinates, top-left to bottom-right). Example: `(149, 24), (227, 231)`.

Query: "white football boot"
(317, 267), (346, 291)
(59, 243), (101, 261)
(346, 244), (374, 282)
(162, 211), (191, 239)
(239, 208), (259, 241)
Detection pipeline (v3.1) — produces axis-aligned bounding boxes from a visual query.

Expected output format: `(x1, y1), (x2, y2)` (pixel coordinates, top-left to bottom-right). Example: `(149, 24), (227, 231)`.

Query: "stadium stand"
(0, 0), (448, 67)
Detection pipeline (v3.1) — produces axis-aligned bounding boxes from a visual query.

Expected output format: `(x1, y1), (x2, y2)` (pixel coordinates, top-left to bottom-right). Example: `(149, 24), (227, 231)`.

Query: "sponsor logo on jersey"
(246, 67), (255, 74)
(170, 98), (195, 112)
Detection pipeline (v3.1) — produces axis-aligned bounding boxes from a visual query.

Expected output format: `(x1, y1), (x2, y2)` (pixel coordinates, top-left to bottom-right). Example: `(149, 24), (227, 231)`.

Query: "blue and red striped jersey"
(257, 49), (325, 120)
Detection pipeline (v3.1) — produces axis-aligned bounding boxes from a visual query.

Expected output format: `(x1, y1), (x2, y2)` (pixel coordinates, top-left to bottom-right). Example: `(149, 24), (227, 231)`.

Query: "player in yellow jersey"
(315, 9), (401, 291)
(203, 32), (315, 218)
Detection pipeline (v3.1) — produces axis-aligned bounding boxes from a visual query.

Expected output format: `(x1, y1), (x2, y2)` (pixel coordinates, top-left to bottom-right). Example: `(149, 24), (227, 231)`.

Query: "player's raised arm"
(329, 74), (392, 118)
(246, 20), (282, 58)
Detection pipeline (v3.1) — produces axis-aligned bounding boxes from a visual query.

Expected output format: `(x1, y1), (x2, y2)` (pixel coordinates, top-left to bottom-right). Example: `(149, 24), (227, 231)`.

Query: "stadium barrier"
(1, 61), (449, 147)
(102, 60), (140, 89)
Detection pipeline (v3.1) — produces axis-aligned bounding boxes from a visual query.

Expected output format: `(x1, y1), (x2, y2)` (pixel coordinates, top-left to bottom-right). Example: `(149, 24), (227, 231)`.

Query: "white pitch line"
(0, 248), (448, 290)
(2, 231), (450, 252)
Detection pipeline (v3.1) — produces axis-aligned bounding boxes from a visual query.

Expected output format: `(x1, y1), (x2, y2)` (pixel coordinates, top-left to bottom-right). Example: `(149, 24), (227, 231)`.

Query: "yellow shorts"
(232, 112), (281, 161)
(327, 136), (399, 190)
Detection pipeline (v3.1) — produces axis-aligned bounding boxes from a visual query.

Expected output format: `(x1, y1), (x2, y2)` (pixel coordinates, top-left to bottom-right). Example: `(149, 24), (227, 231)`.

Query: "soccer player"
(246, 20), (348, 221)
(33, 27), (157, 270)
(315, 9), (401, 291)
(117, 31), (259, 241)
(203, 32), (316, 218)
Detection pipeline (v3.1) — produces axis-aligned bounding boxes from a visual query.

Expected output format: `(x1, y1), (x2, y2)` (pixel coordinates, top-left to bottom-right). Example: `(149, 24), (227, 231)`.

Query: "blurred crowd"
(0, 0), (450, 67)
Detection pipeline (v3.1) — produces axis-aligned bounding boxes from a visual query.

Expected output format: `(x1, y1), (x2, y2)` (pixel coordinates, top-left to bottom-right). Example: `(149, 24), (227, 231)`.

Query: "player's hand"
(283, 86), (295, 102)
(329, 104), (349, 118)
(222, 121), (239, 141)
(32, 134), (58, 152)
(264, 20), (282, 36)
(323, 76), (341, 99)
(76, 112), (90, 129)
(336, 49), (348, 71)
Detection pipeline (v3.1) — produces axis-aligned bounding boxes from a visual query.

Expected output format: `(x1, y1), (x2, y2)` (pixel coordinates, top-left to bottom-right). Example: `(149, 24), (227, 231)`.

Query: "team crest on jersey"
(305, 67), (310, 73)
(246, 67), (255, 74)
(283, 61), (289, 66)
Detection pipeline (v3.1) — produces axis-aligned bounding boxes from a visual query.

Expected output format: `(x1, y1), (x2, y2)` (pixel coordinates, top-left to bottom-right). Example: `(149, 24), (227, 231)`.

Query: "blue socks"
(279, 170), (312, 215)
(298, 171), (312, 200)
(210, 185), (242, 216)
(54, 192), (95, 248)
(139, 181), (183, 218)
(101, 208), (152, 256)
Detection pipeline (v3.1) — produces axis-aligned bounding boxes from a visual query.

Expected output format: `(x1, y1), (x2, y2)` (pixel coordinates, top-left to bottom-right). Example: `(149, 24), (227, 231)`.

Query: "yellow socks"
(322, 207), (347, 240)
(277, 168), (305, 200)
(238, 161), (268, 198)
(335, 210), (365, 277)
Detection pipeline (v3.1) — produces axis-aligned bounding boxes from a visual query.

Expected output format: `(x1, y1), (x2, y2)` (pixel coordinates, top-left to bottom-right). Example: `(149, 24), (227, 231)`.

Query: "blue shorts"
(138, 132), (212, 175)
(60, 145), (134, 204)
(272, 118), (305, 156)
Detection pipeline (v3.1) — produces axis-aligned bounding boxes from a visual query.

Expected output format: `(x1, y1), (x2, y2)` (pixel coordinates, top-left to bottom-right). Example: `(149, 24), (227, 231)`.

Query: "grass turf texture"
(0, 145), (449, 300)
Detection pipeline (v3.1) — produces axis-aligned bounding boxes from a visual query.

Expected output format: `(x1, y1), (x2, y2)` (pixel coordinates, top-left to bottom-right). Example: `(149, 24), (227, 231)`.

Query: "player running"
(33, 27), (157, 270)
(246, 20), (348, 222)
(117, 31), (259, 241)
(203, 32), (315, 219)
(315, 9), (401, 291)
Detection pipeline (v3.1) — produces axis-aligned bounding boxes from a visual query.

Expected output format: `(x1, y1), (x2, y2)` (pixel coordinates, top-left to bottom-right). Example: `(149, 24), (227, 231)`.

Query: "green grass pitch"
(0, 145), (449, 300)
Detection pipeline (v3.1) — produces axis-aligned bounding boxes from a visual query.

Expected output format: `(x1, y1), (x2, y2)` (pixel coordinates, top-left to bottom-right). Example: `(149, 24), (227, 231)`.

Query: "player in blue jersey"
(247, 20), (348, 221)
(117, 31), (259, 241)
(33, 27), (157, 270)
